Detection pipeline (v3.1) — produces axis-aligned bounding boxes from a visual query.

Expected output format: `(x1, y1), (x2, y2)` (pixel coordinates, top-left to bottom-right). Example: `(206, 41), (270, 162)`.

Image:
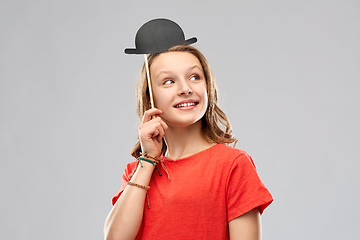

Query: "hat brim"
(124, 37), (197, 54)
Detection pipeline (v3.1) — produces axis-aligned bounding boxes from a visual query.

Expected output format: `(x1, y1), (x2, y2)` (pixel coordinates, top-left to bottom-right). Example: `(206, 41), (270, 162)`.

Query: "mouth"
(173, 101), (199, 108)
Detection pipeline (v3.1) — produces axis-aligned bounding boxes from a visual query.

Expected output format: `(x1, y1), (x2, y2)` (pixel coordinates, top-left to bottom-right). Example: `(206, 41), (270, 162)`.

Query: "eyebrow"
(155, 64), (203, 79)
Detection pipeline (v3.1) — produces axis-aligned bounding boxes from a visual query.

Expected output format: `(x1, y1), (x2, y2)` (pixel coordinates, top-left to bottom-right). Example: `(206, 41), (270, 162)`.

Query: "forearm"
(104, 162), (155, 240)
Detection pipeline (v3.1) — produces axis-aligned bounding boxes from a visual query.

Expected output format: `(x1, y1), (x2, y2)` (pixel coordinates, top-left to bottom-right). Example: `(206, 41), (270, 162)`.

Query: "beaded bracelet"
(138, 157), (157, 166)
(140, 152), (159, 163)
(138, 157), (162, 176)
(127, 181), (150, 190)
(127, 182), (151, 208)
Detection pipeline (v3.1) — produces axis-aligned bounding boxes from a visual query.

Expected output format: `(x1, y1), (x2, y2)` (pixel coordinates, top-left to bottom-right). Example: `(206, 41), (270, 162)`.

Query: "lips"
(173, 100), (199, 108)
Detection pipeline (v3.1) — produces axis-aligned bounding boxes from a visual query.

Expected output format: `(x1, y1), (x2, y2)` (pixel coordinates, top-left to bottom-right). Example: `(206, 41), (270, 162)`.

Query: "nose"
(178, 80), (192, 96)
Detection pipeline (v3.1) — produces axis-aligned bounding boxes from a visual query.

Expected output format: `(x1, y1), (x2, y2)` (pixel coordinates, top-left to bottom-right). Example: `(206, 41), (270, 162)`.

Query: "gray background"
(1, 0), (359, 239)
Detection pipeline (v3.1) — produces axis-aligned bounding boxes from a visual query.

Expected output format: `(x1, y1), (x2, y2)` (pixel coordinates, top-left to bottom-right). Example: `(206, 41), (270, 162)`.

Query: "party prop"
(125, 18), (197, 108)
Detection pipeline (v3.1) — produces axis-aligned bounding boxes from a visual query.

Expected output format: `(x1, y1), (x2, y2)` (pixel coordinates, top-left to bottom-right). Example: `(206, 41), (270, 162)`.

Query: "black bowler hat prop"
(125, 18), (197, 109)
(125, 18), (197, 54)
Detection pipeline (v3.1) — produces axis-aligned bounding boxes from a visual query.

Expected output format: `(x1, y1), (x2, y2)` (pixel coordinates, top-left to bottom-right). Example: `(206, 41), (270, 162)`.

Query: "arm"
(228, 208), (261, 240)
(104, 108), (167, 240)
(104, 162), (155, 240)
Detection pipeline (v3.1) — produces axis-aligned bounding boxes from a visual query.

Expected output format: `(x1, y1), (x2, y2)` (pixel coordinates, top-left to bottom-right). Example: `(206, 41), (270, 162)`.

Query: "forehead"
(150, 51), (202, 73)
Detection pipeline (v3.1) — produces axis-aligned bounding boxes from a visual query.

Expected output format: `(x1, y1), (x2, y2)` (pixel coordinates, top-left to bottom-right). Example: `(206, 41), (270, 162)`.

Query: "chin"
(165, 116), (203, 128)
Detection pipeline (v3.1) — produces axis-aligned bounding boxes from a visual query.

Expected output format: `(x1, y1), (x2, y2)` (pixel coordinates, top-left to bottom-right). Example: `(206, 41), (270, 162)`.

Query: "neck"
(163, 120), (215, 160)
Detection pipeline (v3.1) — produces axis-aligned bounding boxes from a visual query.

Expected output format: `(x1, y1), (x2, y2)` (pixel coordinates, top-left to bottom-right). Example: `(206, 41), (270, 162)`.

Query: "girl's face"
(150, 51), (208, 128)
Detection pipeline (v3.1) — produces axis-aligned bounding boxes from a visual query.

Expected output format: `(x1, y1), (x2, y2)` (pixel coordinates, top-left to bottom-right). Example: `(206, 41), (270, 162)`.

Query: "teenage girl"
(104, 45), (273, 240)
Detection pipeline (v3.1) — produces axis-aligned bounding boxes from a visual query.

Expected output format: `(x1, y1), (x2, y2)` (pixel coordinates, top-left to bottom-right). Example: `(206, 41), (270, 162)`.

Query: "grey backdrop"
(1, 0), (359, 239)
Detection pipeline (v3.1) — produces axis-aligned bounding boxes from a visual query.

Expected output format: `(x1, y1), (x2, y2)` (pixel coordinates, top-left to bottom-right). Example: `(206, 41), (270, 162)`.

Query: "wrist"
(137, 160), (155, 169)
(139, 153), (160, 164)
(137, 154), (162, 177)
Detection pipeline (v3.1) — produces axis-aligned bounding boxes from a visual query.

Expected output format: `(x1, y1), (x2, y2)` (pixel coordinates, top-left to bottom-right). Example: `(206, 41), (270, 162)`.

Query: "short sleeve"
(111, 161), (138, 206)
(226, 152), (273, 222)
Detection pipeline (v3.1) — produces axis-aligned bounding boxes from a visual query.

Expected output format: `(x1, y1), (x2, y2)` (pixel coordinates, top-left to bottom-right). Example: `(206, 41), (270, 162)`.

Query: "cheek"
(199, 88), (209, 111)
(200, 84), (209, 104)
(202, 93), (209, 110)
(153, 96), (164, 109)
(153, 90), (171, 109)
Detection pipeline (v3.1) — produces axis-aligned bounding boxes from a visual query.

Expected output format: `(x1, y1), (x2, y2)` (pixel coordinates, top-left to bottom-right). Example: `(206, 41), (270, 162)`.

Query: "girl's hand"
(138, 108), (168, 157)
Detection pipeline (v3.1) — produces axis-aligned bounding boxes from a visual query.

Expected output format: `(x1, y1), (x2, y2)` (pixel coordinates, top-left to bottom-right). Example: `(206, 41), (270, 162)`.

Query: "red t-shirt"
(112, 144), (273, 239)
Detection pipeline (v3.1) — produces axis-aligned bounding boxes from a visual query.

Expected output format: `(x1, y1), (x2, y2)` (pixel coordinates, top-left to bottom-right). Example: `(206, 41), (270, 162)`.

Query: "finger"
(142, 108), (163, 123)
(151, 117), (167, 137)
(157, 126), (165, 142)
(151, 128), (160, 139)
(158, 119), (168, 135)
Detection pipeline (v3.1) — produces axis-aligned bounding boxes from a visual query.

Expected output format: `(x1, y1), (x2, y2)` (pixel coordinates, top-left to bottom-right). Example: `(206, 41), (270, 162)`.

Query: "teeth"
(175, 102), (196, 108)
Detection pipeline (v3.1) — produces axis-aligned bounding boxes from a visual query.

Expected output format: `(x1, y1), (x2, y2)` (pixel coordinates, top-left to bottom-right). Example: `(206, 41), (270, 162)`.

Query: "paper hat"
(125, 18), (197, 54)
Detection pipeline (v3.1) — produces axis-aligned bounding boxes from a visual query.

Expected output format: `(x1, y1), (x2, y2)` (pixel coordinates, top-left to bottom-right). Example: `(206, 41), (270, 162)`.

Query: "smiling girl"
(104, 45), (273, 240)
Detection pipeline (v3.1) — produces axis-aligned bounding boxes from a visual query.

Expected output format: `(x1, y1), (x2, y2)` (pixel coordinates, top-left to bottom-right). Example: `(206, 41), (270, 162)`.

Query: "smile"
(174, 101), (199, 108)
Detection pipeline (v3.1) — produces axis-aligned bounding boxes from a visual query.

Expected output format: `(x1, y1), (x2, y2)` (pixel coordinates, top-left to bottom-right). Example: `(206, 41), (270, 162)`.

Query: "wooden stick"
(144, 54), (155, 109)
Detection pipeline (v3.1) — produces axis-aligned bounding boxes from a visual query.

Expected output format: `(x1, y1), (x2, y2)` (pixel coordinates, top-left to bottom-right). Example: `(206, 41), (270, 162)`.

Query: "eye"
(163, 79), (174, 85)
(190, 74), (200, 81)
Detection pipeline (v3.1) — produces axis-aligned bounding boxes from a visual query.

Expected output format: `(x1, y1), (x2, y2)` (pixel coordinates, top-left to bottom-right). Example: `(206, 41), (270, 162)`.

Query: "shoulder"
(126, 160), (138, 168)
(202, 144), (256, 173)
(212, 144), (252, 164)
(122, 160), (138, 178)
(214, 144), (247, 155)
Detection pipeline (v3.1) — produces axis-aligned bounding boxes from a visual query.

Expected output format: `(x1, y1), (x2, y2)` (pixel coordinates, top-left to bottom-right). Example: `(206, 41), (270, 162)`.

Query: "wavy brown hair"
(130, 45), (237, 158)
